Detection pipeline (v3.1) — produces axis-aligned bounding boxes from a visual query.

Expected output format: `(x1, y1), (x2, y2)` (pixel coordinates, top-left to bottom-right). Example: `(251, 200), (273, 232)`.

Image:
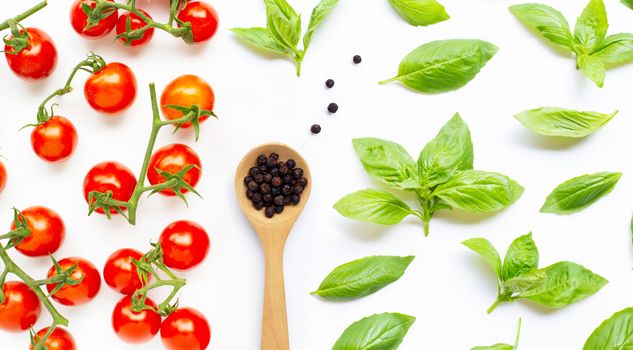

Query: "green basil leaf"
(312, 256), (414, 300)
(593, 33), (633, 65)
(574, 0), (608, 54)
(504, 269), (547, 294)
(332, 313), (415, 350)
(433, 170), (524, 213)
(578, 54), (606, 87)
(231, 27), (289, 55)
(509, 3), (574, 50)
(520, 261), (607, 308)
(352, 138), (419, 190)
(303, 0), (339, 51)
(418, 113), (474, 187)
(514, 107), (618, 138)
(540, 172), (622, 214)
(264, 0), (302, 49)
(380, 39), (498, 93)
(583, 308), (633, 350)
(472, 344), (513, 350)
(462, 238), (502, 280)
(502, 232), (539, 281)
(334, 189), (414, 225)
(623, 0), (633, 10)
(388, 0), (449, 27)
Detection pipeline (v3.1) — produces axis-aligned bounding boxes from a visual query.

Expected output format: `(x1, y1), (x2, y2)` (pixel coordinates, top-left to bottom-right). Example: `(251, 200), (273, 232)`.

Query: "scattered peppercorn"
(325, 79), (335, 88)
(327, 103), (338, 113)
(353, 55), (362, 64)
(311, 124), (322, 134)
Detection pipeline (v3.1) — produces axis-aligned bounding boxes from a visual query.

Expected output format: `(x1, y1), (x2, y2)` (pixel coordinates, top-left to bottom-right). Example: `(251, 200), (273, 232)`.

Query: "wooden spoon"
(235, 143), (312, 350)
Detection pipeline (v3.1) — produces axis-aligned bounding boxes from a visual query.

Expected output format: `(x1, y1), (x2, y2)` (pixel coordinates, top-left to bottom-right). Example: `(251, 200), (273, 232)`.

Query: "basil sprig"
(334, 113), (523, 235)
(541, 172), (622, 214)
(514, 107), (618, 138)
(388, 0), (449, 27)
(463, 233), (607, 313)
(332, 313), (415, 350)
(472, 319), (522, 350)
(584, 308), (633, 349)
(510, 0), (633, 87)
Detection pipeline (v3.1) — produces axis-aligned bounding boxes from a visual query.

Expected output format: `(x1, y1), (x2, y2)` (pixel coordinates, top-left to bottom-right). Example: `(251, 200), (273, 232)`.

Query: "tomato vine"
(0, 1), (48, 54)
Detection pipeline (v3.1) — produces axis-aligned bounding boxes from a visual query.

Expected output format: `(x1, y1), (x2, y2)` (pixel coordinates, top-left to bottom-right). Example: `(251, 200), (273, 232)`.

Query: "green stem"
(378, 77), (399, 85)
(487, 295), (504, 314)
(514, 318), (522, 349)
(0, 1), (47, 32)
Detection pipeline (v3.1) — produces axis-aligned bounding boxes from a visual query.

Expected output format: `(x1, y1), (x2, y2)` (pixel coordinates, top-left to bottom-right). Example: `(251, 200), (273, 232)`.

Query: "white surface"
(1, 0), (633, 349)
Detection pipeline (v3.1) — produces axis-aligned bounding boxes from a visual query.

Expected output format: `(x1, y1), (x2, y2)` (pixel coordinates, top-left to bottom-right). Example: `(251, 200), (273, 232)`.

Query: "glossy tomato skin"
(112, 295), (161, 344)
(70, 0), (118, 39)
(104, 248), (149, 294)
(0, 161), (6, 194)
(116, 10), (154, 47)
(30, 327), (76, 350)
(177, 1), (219, 43)
(160, 220), (209, 270)
(11, 206), (65, 257)
(46, 257), (101, 306)
(31, 116), (78, 163)
(83, 161), (137, 214)
(160, 75), (214, 128)
(0, 281), (41, 332)
(84, 62), (137, 114)
(147, 144), (202, 196)
(4, 28), (57, 81)
(161, 308), (211, 350)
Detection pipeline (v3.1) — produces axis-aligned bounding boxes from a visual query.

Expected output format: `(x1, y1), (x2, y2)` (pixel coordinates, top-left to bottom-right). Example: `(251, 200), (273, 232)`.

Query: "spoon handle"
(261, 241), (289, 350)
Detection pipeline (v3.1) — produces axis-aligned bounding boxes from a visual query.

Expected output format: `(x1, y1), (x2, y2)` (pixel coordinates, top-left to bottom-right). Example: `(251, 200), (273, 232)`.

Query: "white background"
(1, 0), (633, 349)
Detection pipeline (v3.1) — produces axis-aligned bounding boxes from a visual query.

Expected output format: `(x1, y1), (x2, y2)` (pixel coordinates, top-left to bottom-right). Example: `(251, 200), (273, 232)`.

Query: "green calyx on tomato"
(0, 1), (48, 54)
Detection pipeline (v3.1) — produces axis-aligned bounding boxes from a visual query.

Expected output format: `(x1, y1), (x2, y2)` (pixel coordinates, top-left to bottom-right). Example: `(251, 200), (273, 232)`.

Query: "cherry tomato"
(84, 62), (137, 114)
(46, 257), (101, 306)
(177, 1), (219, 43)
(116, 10), (154, 47)
(160, 75), (214, 128)
(160, 220), (209, 270)
(0, 161), (6, 194)
(147, 144), (202, 196)
(83, 161), (137, 215)
(104, 248), (149, 295)
(112, 295), (161, 344)
(70, 0), (118, 39)
(30, 116), (78, 163)
(0, 281), (41, 332)
(161, 308), (211, 350)
(4, 28), (57, 81)
(30, 327), (76, 350)
(11, 206), (65, 257)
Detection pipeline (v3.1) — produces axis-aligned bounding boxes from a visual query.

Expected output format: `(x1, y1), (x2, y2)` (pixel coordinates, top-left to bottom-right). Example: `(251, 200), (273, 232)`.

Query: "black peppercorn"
(265, 206), (275, 218)
(292, 168), (304, 179)
(282, 184), (292, 196)
(353, 55), (362, 64)
(279, 163), (289, 175)
(244, 176), (254, 185)
(252, 193), (263, 203)
(264, 173), (273, 183)
(298, 177), (308, 187)
(254, 201), (264, 210)
(283, 196), (292, 205)
(266, 157), (278, 167)
(258, 165), (268, 173)
(271, 176), (282, 187)
(273, 195), (285, 206)
(291, 194), (300, 204)
(286, 159), (296, 169)
(254, 174), (264, 183)
(271, 186), (281, 196)
(248, 181), (259, 192)
(282, 174), (293, 184)
(327, 103), (338, 113)
(293, 185), (304, 195)
(311, 124), (321, 134)
(257, 154), (267, 165)
(269, 152), (279, 160)
(246, 190), (254, 199)
(260, 183), (271, 194)
(275, 205), (284, 214)
(263, 194), (273, 203)
(249, 167), (260, 176)
(269, 167), (279, 176)
(325, 79), (335, 88)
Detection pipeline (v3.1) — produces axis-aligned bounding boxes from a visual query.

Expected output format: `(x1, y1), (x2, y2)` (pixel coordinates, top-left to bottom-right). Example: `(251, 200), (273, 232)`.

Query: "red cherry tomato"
(0, 161), (6, 194)
(147, 144), (202, 196)
(160, 75), (214, 128)
(30, 327), (76, 350)
(83, 161), (137, 215)
(104, 248), (149, 294)
(116, 10), (154, 47)
(84, 62), (137, 114)
(31, 116), (78, 163)
(177, 1), (219, 43)
(112, 295), (161, 344)
(0, 281), (41, 332)
(70, 0), (118, 39)
(11, 206), (65, 257)
(160, 220), (209, 270)
(46, 257), (101, 306)
(4, 28), (57, 81)
(161, 308), (211, 350)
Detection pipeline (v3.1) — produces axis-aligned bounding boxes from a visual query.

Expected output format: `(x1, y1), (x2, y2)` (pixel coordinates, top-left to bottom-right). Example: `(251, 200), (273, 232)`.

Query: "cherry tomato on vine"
(177, 1), (219, 43)
(0, 161), (6, 194)
(83, 161), (137, 215)
(112, 295), (161, 344)
(0, 281), (41, 332)
(160, 75), (214, 128)
(160, 220), (209, 270)
(147, 144), (202, 196)
(30, 327), (76, 350)
(11, 206), (65, 257)
(116, 10), (155, 47)
(104, 248), (149, 295)
(161, 308), (211, 350)
(31, 116), (78, 163)
(46, 257), (101, 306)
(70, 0), (118, 39)
(84, 62), (137, 114)
(4, 28), (57, 81)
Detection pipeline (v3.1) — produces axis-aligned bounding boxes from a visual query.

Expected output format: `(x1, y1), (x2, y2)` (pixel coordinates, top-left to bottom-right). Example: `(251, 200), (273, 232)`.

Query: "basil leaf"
(231, 27), (289, 55)
(583, 308), (633, 350)
(312, 256), (414, 300)
(593, 33), (633, 65)
(433, 170), (524, 213)
(623, 0), (633, 10)
(574, 0), (608, 54)
(509, 4), (574, 50)
(334, 189), (414, 225)
(332, 313), (415, 350)
(520, 261), (607, 308)
(504, 269), (547, 294)
(502, 233), (539, 281)
(353, 138), (419, 190)
(472, 345), (513, 350)
(514, 107), (618, 138)
(380, 39), (498, 93)
(388, 0), (449, 27)
(578, 54), (606, 87)
(462, 238), (502, 280)
(418, 113), (474, 187)
(303, 0), (339, 52)
(264, 0), (302, 49)
(540, 172), (622, 214)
